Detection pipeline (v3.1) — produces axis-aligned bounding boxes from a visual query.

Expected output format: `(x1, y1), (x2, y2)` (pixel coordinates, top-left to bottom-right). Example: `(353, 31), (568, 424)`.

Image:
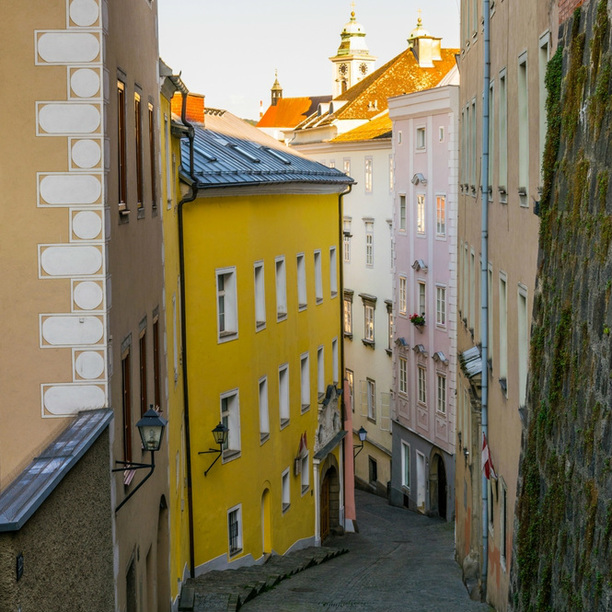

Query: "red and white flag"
(482, 433), (497, 480)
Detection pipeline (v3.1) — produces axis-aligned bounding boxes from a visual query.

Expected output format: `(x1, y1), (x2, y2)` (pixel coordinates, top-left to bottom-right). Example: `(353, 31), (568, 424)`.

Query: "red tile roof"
(257, 96), (332, 128)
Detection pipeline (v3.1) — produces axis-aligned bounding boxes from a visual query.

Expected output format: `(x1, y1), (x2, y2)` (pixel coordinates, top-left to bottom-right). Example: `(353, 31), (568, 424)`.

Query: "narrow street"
(241, 489), (491, 611)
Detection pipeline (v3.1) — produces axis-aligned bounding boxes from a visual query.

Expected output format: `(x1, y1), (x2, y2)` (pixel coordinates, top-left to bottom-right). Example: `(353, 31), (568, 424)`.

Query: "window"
(416, 194), (425, 235)
(499, 69), (508, 194)
(343, 218), (352, 263)
(296, 254), (307, 310)
(139, 329), (147, 416)
(365, 221), (374, 266)
(367, 378), (376, 421)
(469, 251), (476, 331)
(417, 366), (427, 405)
(499, 273), (508, 393)
(254, 262), (266, 328)
(399, 195), (407, 231)
(401, 441), (410, 489)
(488, 84), (494, 191)
(418, 281), (426, 317)
(471, 100), (477, 187)
(399, 276), (407, 315)
(300, 353), (310, 411)
(332, 338), (338, 384)
(275, 257), (287, 320)
(121, 348), (132, 462)
(389, 154), (394, 191)
(220, 390), (240, 455)
(343, 291), (353, 336)
(518, 285), (529, 407)
(399, 357), (407, 395)
(364, 157), (373, 192)
(172, 294), (178, 382)
(259, 377), (269, 442)
(439, 126), (445, 142)
(368, 456), (378, 483)
(343, 158), (351, 175)
(148, 103), (156, 209)
(152, 318), (161, 410)
(364, 302), (375, 344)
(436, 196), (446, 236)
(397, 130), (402, 144)
(488, 264), (494, 366)
(301, 452), (310, 494)
(328, 160), (335, 168)
(488, 479), (494, 533)
(386, 300), (393, 352)
(317, 347), (325, 398)
(329, 247), (338, 297)
(500, 480), (508, 567)
(436, 286), (446, 326)
(279, 365), (289, 427)
(437, 373), (447, 414)
(518, 54), (529, 204)
(165, 114), (172, 209)
(117, 81), (127, 208)
(281, 468), (291, 512)
(227, 505), (242, 556)
(217, 268), (238, 340)
(462, 244), (469, 320)
(416, 126), (426, 150)
(134, 93), (143, 209)
(314, 250), (323, 303)
(346, 369), (355, 412)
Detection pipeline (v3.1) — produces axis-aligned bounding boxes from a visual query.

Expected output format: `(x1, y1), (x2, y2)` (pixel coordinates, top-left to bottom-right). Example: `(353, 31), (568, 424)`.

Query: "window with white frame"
(488, 83), (495, 191)
(346, 368), (354, 412)
(275, 257), (287, 320)
(300, 353), (310, 411)
(399, 276), (407, 315)
(343, 291), (353, 336)
(499, 273), (508, 392)
(259, 376), (269, 442)
(416, 194), (425, 235)
(314, 250), (323, 303)
(279, 364), (289, 426)
(401, 441), (410, 489)
(317, 346), (325, 398)
(436, 195), (446, 237)
(399, 195), (407, 231)
(296, 253), (307, 310)
(488, 264), (494, 365)
(301, 452), (310, 494)
(343, 158), (351, 176)
(436, 286), (446, 326)
(227, 505), (242, 556)
(500, 480), (508, 566)
(416, 126), (426, 150)
(389, 154), (394, 191)
(329, 247), (337, 297)
(217, 268), (237, 340)
(364, 157), (373, 192)
(343, 218), (351, 263)
(518, 53), (529, 204)
(367, 378), (376, 421)
(254, 262), (266, 329)
(469, 251), (476, 331)
(332, 338), (338, 384)
(437, 373), (447, 414)
(399, 356), (407, 395)
(471, 99), (477, 187)
(499, 69), (508, 193)
(418, 281), (426, 317)
(220, 390), (240, 455)
(417, 366), (427, 405)
(281, 468), (290, 512)
(386, 300), (393, 352)
(365, 221), (374, 266)
(397, 130), (402, 144)
(363, 298), (375, 344)
(518, 284), (529, 407)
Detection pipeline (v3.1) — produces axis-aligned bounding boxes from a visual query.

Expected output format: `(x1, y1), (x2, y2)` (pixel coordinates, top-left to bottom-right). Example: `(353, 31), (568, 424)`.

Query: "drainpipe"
(172, 81), (199, 578)
(480, 0), (491, 600)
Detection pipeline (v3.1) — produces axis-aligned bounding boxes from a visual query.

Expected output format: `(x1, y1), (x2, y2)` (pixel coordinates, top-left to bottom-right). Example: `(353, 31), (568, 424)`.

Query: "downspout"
(174, 83), (198, 578)
(480, 0), (491, 599)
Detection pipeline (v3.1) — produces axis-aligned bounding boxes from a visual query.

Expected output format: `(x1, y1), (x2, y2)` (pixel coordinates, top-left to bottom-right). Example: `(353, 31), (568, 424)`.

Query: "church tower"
(329, 3), (376, 98)
(270, 70), (282, 106)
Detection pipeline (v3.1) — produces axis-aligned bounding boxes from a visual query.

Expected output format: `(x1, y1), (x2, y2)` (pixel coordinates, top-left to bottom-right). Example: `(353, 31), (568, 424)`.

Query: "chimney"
(171, 92), (205, 125)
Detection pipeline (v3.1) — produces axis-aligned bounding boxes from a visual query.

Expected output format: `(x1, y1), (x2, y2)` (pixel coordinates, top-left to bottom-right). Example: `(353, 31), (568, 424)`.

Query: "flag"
(482, 433), (497, 480)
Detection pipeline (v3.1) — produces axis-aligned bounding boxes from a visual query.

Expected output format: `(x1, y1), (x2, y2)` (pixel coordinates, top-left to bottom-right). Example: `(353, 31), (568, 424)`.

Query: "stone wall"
(510, 2), (612, 610)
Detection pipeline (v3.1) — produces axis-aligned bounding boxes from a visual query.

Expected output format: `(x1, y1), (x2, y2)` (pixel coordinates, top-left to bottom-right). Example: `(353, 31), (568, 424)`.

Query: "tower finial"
(417, 8), (422, 26)
(351, 1), (356, 18)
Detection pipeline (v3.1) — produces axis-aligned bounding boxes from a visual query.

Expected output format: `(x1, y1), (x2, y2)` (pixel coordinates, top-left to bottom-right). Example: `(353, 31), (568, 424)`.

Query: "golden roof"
(331, 113), (392, 143)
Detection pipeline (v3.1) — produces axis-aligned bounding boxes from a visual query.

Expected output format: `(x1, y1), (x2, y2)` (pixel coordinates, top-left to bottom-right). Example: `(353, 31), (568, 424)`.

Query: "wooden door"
(320, 474), (330, 541)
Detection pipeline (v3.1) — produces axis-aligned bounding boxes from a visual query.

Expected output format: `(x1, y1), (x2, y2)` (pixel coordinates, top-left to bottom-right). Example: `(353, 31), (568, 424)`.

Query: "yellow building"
(172, 99), (353, 575)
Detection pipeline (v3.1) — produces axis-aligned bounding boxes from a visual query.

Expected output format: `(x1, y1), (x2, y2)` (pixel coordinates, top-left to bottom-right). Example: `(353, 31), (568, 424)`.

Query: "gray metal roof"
(180, 109), (353, 191)
(0, 409), (112, 532)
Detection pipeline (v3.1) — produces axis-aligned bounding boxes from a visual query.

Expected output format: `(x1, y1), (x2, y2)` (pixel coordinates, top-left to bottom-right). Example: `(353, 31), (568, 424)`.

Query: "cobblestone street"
(240, 489), (491, 611)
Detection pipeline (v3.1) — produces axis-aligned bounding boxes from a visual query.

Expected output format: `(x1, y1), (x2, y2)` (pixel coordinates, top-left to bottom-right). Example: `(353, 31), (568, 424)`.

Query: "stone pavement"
(181, 489), (492, 611)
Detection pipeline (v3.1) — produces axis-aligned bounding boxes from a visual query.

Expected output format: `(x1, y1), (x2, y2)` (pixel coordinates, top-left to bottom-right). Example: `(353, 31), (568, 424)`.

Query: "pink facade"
(388, 84), (459, 518)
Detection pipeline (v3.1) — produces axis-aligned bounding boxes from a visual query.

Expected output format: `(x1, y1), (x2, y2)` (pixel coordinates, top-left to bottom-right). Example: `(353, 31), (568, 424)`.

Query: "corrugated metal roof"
(0, 409), (113, 532)
(181, 109), (353, 190)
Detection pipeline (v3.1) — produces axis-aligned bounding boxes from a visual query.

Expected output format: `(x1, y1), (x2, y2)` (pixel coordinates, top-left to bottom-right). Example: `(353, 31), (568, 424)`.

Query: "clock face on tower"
(339, 63), (348, 76)
(359, 62), (368, 75)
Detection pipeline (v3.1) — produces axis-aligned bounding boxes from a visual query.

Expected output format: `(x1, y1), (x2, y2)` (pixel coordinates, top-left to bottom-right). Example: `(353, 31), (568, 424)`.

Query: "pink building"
(388, 82), (459, 519)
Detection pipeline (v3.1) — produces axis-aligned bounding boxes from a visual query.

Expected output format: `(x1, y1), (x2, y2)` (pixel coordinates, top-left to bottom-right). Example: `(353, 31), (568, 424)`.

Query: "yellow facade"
(182, 192), (342, 572)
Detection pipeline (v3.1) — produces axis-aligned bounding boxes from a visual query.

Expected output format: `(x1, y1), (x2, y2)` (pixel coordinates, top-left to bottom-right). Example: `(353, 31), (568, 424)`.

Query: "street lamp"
(113, 406), (167, 512)
(354, 426), (367, 458)
(199, 422), (229, 477)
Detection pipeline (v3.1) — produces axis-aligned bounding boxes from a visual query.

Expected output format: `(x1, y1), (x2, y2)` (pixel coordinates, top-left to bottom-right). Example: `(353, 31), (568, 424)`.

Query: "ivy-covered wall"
(509, 2), (612, 610)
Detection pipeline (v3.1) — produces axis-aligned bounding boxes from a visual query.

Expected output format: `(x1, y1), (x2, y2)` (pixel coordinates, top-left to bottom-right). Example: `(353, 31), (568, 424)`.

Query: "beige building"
(0, 1), (169, 610)
(455, 0), (558, 608)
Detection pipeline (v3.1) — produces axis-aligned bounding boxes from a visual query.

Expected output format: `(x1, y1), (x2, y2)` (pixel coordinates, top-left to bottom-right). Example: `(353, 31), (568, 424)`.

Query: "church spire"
(270, 69), (282, 107)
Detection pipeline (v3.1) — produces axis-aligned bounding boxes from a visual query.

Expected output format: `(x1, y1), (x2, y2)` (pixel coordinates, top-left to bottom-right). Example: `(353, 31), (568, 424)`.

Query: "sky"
(157, 0), (460, 121)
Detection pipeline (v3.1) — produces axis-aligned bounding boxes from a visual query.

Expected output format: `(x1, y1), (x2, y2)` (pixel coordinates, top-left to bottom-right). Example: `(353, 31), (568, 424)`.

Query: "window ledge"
(344, 332), (353, 340)
(301, 404), (310, 414)
(385, 348), (392, 357)
(229, 548), (243, 558)
(260, 432), (270, 445)
(277, 313), (287, 322)
(367, 416), (376, 425)
(282, 503), (291, 513)
(315, 298), (323, 305)
(256, 321), (266, 331)
(331, 292), (338, 299)
(222, 449), (241, 462)
(301, 485), (309, 496)
(362, 339), (375, 348)
(137, 207), (145, 220)
(298, 303), (307, 311)
(317, 393), (325, 403)
(280, 418), (290, 430)
(219, 330), (237, 339)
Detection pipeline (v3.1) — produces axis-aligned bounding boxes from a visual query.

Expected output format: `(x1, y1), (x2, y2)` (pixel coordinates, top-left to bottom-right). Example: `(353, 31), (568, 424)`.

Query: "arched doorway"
(429, 453), (448, 520)
(320, 465), (339, 542)
(261, 487), (271, 555)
